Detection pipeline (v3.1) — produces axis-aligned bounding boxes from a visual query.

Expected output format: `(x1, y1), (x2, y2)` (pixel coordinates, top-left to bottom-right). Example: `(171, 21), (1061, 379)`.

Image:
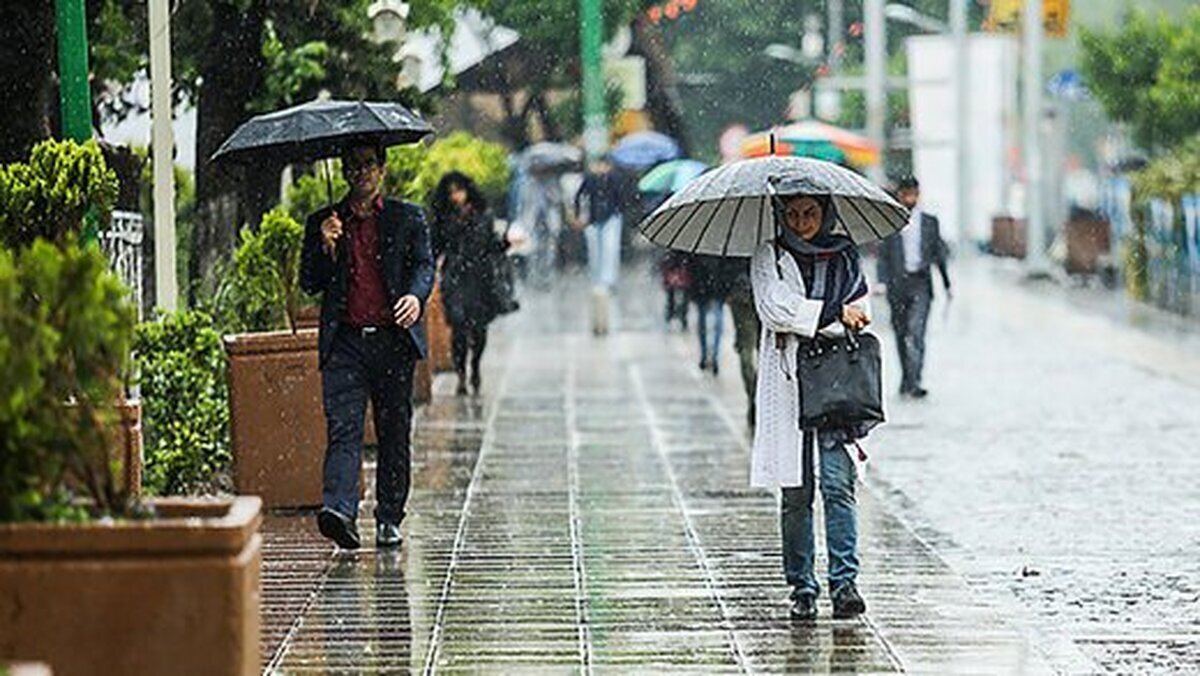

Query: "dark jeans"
(322, 326), (417, 524)
(729, 296), (760, 414)
(781, 434), (859, 598)
(450, 322), (488, 376)
(887, 271), (933, 391)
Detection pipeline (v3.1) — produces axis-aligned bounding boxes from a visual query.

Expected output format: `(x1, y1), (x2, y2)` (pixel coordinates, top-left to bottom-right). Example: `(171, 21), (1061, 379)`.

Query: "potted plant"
(0, 239), (261, 676)
(216, 207), (331, 508)
(0, 138), (143, 495)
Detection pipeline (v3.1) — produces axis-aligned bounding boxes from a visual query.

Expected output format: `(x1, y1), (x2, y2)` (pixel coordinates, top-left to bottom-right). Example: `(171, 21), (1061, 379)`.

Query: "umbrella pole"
(324, 159), (334, 206)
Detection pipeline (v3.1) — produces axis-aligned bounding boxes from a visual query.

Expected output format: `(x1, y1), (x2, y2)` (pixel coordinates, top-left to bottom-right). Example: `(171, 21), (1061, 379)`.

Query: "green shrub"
(0, 139), (118, 249)
(285, 134), (511, 220)
(0, 239), (136, 521)
(214, 207), (306, 334)
(388, 131), (511, 206)
(135, 310), (230, 495)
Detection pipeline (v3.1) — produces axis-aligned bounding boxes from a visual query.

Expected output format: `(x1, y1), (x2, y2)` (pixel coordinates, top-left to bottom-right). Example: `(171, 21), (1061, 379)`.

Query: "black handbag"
(487, 225), (520, 316)
(796, 330), (885, 431)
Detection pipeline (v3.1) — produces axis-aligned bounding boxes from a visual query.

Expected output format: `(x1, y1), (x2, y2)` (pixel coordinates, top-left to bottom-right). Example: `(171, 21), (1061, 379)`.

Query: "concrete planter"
(225, 330), (326, 508)
(990, 216), (1027, 259)
(0, 496), (262, 676)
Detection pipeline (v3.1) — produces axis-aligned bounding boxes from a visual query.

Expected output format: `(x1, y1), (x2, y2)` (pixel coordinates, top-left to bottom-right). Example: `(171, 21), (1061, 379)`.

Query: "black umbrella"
(211, 99), (434, 201)
(520, 142), (582, 174)
(638, 156), (907, 257)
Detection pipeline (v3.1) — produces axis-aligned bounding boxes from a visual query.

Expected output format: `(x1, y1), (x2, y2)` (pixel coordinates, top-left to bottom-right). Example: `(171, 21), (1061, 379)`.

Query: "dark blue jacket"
(300, 197), (435, 367)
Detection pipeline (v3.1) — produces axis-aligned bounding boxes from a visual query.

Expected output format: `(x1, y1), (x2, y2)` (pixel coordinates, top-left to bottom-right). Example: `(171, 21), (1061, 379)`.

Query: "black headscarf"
(773, 194), (867, 321)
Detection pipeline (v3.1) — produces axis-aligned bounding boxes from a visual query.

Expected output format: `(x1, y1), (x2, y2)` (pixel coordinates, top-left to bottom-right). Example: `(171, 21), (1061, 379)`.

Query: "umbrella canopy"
(740, 121), (880, 167)
(520, 142), (582, 173)
(637, 159), (709, 194)
(638, 156), (907, 257)
(609, 131), (682, 171)
(210, 99), (433, 165)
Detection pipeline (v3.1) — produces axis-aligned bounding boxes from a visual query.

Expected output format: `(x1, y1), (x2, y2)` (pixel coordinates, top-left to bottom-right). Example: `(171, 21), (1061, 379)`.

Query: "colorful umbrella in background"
(609, 130), (682, 171)
(740, 120), (880, 168)
(637, 159), (709, 194)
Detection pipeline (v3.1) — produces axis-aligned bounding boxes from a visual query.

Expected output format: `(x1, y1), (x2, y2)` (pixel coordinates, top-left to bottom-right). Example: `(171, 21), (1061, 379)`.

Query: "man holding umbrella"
(300, 141), (434, 550)
(213, 100), (435, 550)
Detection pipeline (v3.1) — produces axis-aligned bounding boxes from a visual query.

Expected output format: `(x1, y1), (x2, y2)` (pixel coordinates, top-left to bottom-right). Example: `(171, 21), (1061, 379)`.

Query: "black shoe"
(375, 522), (402, 548)
(470, 370), (481, 394)
(832, 583), (866, 619)
(909, 387), (928, 399)
(317, 507), (361, 550)
(789, 592), (818, 621)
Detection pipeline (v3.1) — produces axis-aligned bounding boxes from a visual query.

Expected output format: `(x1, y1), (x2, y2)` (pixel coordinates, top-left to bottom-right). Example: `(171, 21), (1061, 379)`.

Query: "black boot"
(832, 582), (866, 619)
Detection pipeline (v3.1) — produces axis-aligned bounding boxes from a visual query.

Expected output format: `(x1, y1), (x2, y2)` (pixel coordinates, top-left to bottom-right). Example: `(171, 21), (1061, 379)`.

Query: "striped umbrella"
(637, 156), (907, 257)
(740, 120), (880, 167)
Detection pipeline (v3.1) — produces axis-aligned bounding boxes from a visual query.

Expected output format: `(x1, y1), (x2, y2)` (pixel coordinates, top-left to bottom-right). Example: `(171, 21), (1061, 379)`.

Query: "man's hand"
(393, 294), (421, 329)
(321, 213), (343, 256)
(841, 305), (870, 331)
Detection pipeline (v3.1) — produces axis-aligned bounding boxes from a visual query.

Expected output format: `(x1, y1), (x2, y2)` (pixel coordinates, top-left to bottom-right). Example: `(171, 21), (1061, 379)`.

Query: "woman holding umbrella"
(431, 171), (514, 396)
(751, 192), (871, 621)
(638, 155), (906, 621)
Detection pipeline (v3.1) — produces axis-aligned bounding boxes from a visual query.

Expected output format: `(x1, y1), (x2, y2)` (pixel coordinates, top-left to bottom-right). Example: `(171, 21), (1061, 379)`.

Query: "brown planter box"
(427, 283), (454, 373)
(226, 330), (327, 508)
(1065, 214), (1111, 275)
(0, 496), (262, 676)
(991, 216), (1027, 259)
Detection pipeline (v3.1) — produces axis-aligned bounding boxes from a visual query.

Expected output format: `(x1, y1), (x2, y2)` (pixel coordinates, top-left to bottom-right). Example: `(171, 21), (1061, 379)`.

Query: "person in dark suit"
(877, 176), (951, 398)
(300, 143), (435, 550)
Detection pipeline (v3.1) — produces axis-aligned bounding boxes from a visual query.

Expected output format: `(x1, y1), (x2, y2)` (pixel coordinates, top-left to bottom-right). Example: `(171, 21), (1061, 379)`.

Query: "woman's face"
(783, 196), (823, 241)
(449, 185), (469, 208)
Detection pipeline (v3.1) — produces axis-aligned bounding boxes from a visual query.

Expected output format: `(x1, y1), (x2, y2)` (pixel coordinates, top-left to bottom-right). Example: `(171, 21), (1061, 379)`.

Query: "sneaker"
(317, 507), (361, 550)
(831, 583), (866, 619)
(376, 522), (402, 548)
(789, 592), (818, 621)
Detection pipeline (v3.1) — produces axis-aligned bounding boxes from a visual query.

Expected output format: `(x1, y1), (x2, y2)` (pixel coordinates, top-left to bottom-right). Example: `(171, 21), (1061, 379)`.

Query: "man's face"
(897, 187), (919, 209)
(342, 146), (385, 199)
(783, 195), (823, 241)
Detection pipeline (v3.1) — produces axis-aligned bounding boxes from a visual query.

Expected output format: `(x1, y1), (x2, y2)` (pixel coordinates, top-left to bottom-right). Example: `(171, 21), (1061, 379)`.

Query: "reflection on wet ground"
(259, 266), (1047, 674)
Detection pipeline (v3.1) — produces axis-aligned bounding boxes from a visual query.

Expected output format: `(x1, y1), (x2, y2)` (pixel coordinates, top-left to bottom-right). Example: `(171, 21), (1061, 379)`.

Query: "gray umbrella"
(210, 99), (433, 166)
(520, 142), (582, 173)
(638, 156), (908, 256)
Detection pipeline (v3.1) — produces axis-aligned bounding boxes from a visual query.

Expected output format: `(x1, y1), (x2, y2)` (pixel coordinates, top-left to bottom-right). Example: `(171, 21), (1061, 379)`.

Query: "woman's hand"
(841, 305), (869, 331)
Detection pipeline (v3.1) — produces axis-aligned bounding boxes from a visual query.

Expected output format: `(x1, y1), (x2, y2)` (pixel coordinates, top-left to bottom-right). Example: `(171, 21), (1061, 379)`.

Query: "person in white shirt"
(876, 176), (951, 398)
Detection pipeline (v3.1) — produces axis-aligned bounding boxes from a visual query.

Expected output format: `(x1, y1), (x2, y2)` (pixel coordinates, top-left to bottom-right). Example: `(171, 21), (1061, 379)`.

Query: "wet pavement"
(257, 260), (1061, 674)
(857, 258), (1200, 673)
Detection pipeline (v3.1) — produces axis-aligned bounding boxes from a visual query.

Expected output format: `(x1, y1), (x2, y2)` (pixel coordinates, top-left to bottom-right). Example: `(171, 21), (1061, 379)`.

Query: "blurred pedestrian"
(518, 169), (566, 288)
(877, 176), (951, 398)
(573, 156), (625, 335)
(659, 250), (691, 330)
(751, 193), (871, 621)
(300, 142), (435, 551)
(687, 254), (736, 374)
(431, 171), (515, 396)
(727, 259), (760, 425)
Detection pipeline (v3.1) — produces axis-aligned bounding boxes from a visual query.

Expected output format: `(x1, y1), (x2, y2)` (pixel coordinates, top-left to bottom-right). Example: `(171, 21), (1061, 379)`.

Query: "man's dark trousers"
(887, 271), (933, 393)
(322, 325), (418, 525)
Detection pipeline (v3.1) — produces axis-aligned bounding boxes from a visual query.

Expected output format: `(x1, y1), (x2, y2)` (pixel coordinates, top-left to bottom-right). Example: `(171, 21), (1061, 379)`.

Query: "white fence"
(100, 210), (145, 319)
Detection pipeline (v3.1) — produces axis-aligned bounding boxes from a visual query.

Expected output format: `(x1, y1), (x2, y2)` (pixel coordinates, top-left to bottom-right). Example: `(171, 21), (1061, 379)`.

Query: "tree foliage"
(1081, 8), (1200, 152)
(0, 140), (118, 250)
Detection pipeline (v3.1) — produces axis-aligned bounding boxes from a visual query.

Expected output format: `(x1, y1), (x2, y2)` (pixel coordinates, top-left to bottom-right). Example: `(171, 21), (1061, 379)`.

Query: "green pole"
(579, 0), (607, 160)
(56, 0), (92, 142)
(56, 0), (97, 243)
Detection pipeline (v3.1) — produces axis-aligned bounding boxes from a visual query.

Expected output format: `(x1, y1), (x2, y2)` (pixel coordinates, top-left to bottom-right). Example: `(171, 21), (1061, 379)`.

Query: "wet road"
(259, 261), (1054, 674)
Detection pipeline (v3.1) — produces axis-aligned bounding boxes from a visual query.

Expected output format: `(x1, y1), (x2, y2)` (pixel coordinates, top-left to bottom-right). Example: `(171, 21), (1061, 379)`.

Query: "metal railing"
(100, 210), (145, 319)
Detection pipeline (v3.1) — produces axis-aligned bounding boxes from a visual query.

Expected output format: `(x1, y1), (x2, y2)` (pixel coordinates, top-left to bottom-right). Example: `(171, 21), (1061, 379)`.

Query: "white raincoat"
(749, 241), (872, 488)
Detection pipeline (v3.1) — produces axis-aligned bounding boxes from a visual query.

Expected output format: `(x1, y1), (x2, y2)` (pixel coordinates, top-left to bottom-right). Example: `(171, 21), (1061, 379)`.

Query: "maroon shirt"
(343, 197), (392, 327)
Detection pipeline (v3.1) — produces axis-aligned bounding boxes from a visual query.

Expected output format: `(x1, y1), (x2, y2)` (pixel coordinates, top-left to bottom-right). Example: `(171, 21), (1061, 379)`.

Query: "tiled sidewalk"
(259, 270), (1047, 674)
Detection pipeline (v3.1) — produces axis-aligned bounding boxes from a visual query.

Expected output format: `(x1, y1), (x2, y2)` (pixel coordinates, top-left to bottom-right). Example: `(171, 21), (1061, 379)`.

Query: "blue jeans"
(584, 214), (622, 291)
(781, 434), (859, 598)
(322, 327), (417, 524)
(695, 298), (724, 365)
